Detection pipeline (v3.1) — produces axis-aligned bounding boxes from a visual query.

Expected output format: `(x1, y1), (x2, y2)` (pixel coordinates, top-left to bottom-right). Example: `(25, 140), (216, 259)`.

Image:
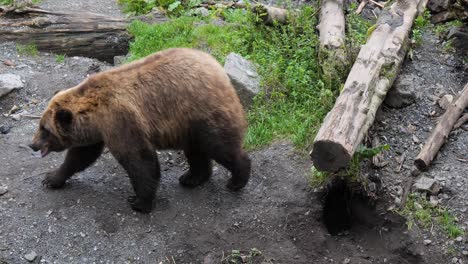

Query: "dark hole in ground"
(322, 177), (376, 235)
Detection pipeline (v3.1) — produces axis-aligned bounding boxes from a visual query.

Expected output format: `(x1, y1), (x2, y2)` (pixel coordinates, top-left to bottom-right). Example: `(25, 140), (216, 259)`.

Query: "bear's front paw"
(128, 196), (153, 213)
(42, 171), (67, 189)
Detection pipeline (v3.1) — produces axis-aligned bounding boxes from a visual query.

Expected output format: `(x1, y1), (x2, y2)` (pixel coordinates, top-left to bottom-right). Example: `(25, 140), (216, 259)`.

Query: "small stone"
(224, 53), (260, 108)
(343, 258), (351, 264)
(451, 257), (458, 264)
(394, 197), (402, 205)
(412, 134), (420, 143)
(395, 186), (403, 196)
(11, 114), (21, 121)
(24, 251), (37, 262)
(113, 55), (130, 66)
(427, 0), (450, 13)
(0, 124), (11, 134)
(438, 94), (454, 110)
(0, 73), (24, 98)
(413, 176), (441, 195)
(408, 124), (417, 133)
(0, 185), (8, 196)
(462, 250), (468, 256)
(455, 236), (462, 242)
(194, 7), (209, 17)
(414, 202), (423, 210)
(3, 59), (15, 67)
(9, 105), (20, 114)
(429, 196), (439, 206)
(423, 239), (432, 245)
(384, 75), (418, 108)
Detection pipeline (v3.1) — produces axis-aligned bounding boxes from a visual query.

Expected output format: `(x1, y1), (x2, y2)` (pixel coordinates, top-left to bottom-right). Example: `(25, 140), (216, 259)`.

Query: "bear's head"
(29, 104), (74, 157)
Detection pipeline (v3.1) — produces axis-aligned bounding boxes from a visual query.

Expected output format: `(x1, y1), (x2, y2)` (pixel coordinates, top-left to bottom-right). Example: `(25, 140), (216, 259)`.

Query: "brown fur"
(29, 48), (251, 213)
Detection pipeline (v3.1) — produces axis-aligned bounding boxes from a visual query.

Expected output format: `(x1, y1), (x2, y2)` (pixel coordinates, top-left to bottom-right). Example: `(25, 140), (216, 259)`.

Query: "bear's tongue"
(41, 147), (50, 158)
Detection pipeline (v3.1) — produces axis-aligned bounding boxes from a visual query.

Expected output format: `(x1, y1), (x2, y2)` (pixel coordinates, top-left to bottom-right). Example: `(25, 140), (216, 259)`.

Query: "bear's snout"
(28, 143), (39, 152)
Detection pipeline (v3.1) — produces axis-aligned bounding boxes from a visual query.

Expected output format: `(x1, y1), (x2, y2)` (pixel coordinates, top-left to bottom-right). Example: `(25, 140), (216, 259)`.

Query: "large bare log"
(0, 6), (132, 62)
(414, 83), (468, 171)
(310, 0), (427, 172)
(317, 0), (347, 87)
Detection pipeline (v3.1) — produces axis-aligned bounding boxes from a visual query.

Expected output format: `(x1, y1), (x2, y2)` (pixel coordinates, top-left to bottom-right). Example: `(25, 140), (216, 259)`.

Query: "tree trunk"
(414, 83), (468, 171)
(317, 0), (347, 89)
(311, 0), (427, 172)
(0, 7), (132, 62)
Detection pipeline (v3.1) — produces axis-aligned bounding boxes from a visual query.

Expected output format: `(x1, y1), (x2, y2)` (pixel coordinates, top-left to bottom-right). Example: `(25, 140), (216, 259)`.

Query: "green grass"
(411, 10), (431, 47)
(0, 0), (13, 5)
(400, 193), (464, 238)
(309, 144), (389, 186)
(55, 54), (66, 63)
(16, 43), (39, 57)
(433, 20), (463, 37)
(118, 0), (202, 16)
(127, 5), (371, 150)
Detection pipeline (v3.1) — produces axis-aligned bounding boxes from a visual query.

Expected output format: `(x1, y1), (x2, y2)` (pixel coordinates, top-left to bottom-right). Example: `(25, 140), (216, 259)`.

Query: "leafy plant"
(400, 193), (464, 238)
(0, 0), (13, 5)
(16, 43), (39, 57)
(55, 54), (66, 63)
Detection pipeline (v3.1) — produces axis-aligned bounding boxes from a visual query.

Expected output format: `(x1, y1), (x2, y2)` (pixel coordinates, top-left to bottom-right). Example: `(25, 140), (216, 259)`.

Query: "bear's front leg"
(43, 142), (104, 188)
(108, 145), (160, 213)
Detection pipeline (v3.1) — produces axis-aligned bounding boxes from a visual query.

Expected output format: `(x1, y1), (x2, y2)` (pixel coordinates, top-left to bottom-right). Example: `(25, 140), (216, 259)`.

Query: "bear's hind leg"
(213, 148), (251, 191)
(43, 142), (104, 188)
(179, 146), (212, 187)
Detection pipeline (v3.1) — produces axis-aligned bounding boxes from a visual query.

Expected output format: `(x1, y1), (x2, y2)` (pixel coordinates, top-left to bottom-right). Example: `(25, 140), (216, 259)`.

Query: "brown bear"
(29, 48), (251, 213)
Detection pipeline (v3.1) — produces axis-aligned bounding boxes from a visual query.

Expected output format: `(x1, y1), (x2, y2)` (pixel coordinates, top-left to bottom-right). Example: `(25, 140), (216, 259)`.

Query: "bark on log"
(0, 7), (132, 62)
(317, 0), (347, 88)
(414, 83), (468, 171)
(311, 0), (427, 172)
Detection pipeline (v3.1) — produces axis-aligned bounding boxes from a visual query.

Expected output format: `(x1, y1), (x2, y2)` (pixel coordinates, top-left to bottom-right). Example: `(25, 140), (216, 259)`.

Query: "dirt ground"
(0, 0), (467, 263)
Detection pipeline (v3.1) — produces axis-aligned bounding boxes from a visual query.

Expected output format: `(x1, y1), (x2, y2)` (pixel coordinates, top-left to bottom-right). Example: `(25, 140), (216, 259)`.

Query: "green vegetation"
(400, 193), (464, 238)
(128, 5), (372, 150)
(0, 0), (13, 5)
(16, 43), (39, 57)
(55, 54), (66, 63)
(433, 20), (463, 37)
(309, 144), (390, 186)
(118, 0), (202, 16)
(411, 10), (431, 47)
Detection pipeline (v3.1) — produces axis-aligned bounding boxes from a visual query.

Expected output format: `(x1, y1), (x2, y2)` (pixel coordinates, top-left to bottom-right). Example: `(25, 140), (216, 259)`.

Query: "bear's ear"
(55, 108), (73, 129)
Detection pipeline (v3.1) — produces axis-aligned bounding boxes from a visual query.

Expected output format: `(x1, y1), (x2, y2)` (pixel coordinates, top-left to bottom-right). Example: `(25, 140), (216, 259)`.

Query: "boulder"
(0, 73), (24, 99)
(224, 53), (261, 108)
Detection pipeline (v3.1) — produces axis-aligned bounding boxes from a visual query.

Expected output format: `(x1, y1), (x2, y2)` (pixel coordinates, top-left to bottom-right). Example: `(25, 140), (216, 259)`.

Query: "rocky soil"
(0, 0), (467, 263)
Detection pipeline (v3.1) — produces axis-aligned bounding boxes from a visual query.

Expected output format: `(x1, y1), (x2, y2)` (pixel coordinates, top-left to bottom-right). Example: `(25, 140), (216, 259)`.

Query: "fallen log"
(0, 6), (132, 62)
(454, 113), (468, 129)
(317, 0), (347, 88)
(414, 83), (468, 171)
(311, 0), (427, 172)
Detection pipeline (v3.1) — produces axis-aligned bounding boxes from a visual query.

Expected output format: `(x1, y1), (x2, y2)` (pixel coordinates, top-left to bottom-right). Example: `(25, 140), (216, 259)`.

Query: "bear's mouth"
(41, 147), (50, 157)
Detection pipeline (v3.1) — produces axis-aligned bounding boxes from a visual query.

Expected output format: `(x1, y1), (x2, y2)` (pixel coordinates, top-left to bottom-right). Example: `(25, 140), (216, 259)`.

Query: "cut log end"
(311, 141), (351, 172)
(414, 159), (428, 172)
